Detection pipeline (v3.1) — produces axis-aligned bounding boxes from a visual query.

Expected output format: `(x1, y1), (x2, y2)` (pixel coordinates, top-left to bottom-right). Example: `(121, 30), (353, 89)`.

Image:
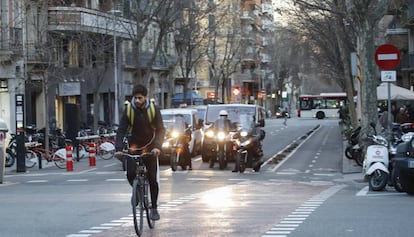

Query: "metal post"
(387, 82), (392, 144)
(112, 4), (119, 124)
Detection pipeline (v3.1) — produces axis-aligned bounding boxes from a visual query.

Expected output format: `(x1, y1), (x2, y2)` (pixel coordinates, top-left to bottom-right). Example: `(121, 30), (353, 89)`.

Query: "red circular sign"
(375, 44), (401, 70)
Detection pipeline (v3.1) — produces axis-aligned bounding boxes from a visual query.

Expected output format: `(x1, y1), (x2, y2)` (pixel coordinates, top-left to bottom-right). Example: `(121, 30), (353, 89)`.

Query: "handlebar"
(121, 152), (154, 161)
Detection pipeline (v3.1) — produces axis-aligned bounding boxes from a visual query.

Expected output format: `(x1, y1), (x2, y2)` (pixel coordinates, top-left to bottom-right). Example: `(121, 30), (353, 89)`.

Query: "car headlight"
(411, 137), (414, 149)
(402, 132), (414, 142)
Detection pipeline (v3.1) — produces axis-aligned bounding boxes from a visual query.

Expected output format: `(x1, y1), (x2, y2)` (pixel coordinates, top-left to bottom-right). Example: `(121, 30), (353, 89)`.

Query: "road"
(1, 118), (414, 237)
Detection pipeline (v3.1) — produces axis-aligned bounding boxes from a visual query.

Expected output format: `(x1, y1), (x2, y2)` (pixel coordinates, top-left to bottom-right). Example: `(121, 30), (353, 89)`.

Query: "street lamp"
(110, 8), (122, 124)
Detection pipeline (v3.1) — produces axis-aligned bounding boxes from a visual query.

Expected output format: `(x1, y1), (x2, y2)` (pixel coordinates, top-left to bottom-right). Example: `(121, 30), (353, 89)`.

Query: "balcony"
(48, 7), (134, 38)
(406, 52), (414, 69)
(403, 2), (414, 27)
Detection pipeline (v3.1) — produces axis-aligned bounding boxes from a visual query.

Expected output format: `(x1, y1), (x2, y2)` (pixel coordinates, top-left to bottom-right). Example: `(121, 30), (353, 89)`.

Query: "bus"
(298, 92), (347, 119)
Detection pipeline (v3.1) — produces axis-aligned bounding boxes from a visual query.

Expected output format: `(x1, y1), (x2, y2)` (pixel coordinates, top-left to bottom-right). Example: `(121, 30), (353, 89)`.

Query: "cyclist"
(115, 84), (165, 221)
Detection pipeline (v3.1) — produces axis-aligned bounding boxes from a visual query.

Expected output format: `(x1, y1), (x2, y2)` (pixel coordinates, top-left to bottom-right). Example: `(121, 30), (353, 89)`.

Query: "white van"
(160, 108), (203, 159)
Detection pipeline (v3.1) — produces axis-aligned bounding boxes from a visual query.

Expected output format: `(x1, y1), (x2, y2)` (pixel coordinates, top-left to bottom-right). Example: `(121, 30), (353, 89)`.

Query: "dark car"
(171, 91), (204, 107)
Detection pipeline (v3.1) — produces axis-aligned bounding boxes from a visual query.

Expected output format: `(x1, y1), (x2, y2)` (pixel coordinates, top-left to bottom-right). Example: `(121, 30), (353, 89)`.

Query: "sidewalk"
(341, 139), (365, 183)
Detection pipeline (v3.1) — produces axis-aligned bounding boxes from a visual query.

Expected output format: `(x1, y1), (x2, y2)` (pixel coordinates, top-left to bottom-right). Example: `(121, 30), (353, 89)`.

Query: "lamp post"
(111, 7), (121, 124)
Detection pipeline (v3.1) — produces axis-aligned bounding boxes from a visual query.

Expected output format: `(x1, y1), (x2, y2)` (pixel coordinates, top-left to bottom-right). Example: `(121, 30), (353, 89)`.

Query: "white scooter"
(363, 123), (389, 191)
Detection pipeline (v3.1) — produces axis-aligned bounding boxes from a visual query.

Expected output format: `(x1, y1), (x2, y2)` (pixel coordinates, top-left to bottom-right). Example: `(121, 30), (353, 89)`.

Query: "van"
(160, 108), (203, 162)
(201, 104), (266, 162)
(171, 91), (204, 107)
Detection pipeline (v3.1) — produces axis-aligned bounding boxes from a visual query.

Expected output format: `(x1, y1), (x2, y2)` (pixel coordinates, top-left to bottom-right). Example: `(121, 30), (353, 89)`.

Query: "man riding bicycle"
(115, 84), (165, 221)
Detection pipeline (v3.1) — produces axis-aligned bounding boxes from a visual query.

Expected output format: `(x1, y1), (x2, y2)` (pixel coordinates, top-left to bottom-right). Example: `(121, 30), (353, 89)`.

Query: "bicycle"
(25, 142), (67, 169)
(121, 151), (155, 236)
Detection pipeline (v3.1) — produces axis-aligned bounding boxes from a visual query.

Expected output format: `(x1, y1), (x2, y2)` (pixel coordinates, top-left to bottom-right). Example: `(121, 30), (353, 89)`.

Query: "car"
(171, 91), (204, 107)
(201, 104), (266, 163)
(160, 108), (203, 163)
(187, 105), (207, 125)
(275, 108), (290, 118)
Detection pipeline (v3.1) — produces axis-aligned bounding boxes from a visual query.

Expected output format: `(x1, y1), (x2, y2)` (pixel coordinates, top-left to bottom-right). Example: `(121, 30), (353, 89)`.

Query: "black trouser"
(126, 156), (159, 208)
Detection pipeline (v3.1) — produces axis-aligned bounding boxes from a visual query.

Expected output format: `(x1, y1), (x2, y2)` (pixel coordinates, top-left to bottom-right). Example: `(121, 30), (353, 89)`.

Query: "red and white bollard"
(89, 142), (96, 166)
(66, 146), (73, 172)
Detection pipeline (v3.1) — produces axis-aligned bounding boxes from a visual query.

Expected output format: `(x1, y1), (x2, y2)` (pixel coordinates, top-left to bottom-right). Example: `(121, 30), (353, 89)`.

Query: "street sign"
(375, 44), (401, 70)
(381, 70), (396, 82)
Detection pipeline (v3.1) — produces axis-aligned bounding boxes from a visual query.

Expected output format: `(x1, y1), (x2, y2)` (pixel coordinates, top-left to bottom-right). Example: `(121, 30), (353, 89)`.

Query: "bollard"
(16, 129), (26, 173)
(66, 146), (73, 172)
(89, 142), (96, 166)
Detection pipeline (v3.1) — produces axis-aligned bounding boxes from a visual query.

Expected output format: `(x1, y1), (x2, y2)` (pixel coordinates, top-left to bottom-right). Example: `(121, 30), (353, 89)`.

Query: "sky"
(272, 0), (294, 25)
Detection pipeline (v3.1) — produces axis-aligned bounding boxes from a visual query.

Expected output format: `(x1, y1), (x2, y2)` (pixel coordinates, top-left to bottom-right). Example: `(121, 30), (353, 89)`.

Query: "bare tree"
(207, 1), (242, 103)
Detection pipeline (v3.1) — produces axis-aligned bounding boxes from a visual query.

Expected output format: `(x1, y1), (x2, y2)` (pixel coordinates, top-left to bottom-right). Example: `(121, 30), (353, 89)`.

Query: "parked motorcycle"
(390, 132), (414, 194)
(363, 123), (390, 191)
(232, 115), (264, 173)
(344, 126), (364, 166)
(163, 117), (192, 171)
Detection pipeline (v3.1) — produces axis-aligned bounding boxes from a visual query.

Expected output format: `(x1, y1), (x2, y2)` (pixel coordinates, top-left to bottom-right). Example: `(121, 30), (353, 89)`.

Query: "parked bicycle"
(25, 142), (68, 169)
(121, 150), (155, 236)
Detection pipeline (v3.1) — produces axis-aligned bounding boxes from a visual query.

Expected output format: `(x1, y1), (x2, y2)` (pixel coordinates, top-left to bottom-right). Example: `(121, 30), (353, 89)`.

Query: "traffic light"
(232, 86), (240, 96)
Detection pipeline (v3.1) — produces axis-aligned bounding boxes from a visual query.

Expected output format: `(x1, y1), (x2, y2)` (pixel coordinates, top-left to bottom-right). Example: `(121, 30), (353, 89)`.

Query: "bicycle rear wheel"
(132, 179), (144, 236)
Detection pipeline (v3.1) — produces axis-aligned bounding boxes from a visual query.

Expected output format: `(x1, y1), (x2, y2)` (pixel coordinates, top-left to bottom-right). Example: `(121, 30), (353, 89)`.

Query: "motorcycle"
(390, 132), (414, 194)
(232, 116), (264, 173)
(363, 123), (390, 191)
(344, 126), (364, 166)
(204, 120), (233, 170)
(163, 118), (192, 171)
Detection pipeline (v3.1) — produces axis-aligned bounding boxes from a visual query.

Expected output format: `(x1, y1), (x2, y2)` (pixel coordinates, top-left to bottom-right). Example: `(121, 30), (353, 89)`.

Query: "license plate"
(408, 160), (414, 168)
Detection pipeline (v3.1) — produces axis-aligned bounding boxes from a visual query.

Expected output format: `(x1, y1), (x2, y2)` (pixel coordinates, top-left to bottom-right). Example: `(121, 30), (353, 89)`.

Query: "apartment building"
(0, 0), (177, 133)
(194, 0), (275, 105)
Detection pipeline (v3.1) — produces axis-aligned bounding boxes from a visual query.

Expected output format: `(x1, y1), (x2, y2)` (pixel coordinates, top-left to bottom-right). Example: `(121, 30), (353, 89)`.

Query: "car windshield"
(237, 114), (255, 130)
(162, 114), (191, 131)
(206, 106), (256, 125)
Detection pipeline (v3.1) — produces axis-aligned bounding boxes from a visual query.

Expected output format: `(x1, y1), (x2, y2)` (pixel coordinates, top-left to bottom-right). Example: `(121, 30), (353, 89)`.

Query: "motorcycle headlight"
(205, 130), (215, 138)
(241, 140), (251, 147)
(217, 131), (226, 140)
(171, 130), (180, 138)
(162, 141), (170, 148)
(240, 131), (248, 137)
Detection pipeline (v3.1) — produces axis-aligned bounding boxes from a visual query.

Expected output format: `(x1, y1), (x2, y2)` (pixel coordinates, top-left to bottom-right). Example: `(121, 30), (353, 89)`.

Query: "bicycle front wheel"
(53, 153), (67, 169)
(144, 182), (155, 229)
(25, 151), (38, 168)
(132, 179), (144, 236)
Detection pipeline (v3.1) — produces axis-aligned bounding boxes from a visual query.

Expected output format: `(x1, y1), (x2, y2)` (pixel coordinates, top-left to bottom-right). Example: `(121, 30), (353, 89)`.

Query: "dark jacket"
(115, 100), (165, 152)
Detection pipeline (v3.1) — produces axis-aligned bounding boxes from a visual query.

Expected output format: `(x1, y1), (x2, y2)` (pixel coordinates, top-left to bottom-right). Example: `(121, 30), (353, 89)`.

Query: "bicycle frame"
(124, 152), (155, 236)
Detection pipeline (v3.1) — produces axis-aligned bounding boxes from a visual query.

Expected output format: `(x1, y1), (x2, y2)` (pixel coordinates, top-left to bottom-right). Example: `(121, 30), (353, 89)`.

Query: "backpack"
(124, 101), (156, 133)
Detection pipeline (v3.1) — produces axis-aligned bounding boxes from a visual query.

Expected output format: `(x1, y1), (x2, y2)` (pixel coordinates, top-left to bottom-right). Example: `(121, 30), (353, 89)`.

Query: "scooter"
(363, 123), (389, 191)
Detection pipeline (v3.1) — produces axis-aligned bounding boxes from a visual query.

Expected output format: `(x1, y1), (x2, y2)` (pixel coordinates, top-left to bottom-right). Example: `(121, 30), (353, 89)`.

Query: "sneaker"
(151, 208), (160, 220)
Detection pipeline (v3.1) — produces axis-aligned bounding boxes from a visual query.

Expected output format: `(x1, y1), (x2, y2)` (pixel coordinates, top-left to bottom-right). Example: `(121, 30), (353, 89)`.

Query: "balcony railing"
(48, 7), (134, 38)
(403, 2), (414, 26)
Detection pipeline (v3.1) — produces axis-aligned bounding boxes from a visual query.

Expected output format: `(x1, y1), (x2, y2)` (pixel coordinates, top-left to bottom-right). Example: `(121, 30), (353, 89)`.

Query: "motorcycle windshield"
(215, 119), (229, 131)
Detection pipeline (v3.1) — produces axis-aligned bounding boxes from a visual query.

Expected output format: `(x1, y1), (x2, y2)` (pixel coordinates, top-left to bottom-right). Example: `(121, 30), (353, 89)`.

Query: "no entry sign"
(375, 44), (401, 70)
